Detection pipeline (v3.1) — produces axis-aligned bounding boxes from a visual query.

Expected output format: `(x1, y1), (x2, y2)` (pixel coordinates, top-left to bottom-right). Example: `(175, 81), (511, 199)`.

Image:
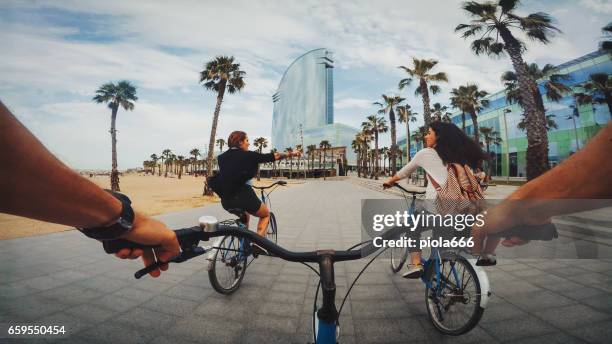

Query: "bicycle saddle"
(226, 208), (248, 223)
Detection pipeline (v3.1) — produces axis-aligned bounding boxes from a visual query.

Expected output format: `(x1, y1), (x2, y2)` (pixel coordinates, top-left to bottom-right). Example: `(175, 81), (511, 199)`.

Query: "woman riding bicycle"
(208, 131), (300, 238)
(383, 122), (487, 278)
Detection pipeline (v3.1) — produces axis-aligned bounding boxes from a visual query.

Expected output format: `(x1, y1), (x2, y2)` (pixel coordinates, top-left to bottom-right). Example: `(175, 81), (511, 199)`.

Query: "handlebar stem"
(317, 254), (339, 325)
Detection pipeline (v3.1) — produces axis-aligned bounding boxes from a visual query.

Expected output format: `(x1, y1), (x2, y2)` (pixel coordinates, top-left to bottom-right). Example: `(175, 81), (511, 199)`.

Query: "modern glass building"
(272, 48), (358, 164)
(398, 50), (611, 178)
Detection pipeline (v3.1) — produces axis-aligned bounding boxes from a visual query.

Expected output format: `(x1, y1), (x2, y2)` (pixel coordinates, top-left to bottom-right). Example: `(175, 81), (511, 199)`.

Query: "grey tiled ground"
(1, 179), (611, 343)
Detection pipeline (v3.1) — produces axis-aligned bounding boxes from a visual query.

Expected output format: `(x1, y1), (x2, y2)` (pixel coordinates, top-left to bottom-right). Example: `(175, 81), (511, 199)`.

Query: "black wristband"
(78, 190), (135, 241)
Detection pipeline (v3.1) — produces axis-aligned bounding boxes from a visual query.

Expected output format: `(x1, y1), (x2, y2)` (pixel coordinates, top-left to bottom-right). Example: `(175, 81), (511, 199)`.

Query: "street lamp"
(502, 108), (511, 182)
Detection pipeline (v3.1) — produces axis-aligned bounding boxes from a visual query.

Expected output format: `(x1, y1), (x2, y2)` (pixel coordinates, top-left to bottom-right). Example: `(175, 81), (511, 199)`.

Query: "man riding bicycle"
(207, 131), (300, 237)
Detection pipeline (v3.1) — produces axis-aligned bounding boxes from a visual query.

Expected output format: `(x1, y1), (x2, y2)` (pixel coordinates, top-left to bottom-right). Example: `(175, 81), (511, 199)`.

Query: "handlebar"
(388, 183), (426, 195)
(104, 219), (558, 279)
(252, 180), (287, 190)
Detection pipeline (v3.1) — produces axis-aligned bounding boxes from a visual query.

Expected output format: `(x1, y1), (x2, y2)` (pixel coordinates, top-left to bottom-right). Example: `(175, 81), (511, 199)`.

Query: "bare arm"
(478, 122), (612, 234)
(0, 100), (123, 227)
(0, 100), (179, 277)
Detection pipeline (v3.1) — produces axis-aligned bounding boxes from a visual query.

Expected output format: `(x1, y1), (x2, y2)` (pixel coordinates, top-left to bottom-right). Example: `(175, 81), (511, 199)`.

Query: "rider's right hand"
(113, 212), (180, 277)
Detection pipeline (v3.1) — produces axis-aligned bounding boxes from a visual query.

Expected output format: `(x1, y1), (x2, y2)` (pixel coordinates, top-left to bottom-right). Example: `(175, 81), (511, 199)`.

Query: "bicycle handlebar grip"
(102, 239), (158, 254)
(135, 263), (162, 279)
(278, 181), (287, 185)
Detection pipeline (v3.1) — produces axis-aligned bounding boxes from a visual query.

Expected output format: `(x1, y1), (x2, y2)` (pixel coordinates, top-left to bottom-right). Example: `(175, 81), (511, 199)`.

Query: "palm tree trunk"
(374, 132), (379, 180)
(461, 112), (466, 132)
(110, 105), (120, 191)
(500, 27), (549, 180)
(322, 151), (326, 180)
(420, 79), (432, 125)
(204, 80), (226, 195)
(470, 109), (479, 143)
(389, 107), (398, 175)
(406, 122), (412, 162)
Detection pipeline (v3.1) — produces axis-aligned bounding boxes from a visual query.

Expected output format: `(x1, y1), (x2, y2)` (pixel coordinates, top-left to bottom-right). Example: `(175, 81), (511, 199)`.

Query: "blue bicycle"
(386, 183), (489, 335)
(207, 180), (285, 294)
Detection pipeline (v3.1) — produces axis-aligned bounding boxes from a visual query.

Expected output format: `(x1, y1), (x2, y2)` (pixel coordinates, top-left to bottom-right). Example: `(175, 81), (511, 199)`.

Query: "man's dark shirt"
(210, 148), (275, 197)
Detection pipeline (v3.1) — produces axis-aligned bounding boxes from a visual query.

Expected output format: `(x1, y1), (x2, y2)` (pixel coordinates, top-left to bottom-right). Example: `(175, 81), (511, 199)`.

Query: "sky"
(1, 0), (610, 169)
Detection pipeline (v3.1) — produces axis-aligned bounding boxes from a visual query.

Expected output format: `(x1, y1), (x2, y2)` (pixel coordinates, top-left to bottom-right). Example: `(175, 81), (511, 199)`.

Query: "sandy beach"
(0, 174), (284, 240)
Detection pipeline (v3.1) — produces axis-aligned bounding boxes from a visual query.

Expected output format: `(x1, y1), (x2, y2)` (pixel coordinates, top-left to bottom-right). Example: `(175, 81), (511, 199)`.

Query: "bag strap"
(426, 173), (442, 191)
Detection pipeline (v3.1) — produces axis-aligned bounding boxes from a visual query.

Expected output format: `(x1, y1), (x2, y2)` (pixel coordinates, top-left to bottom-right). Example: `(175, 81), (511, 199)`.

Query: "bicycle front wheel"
(425, 255), (484, 335)
(267, 212), (278, 244)
(390, 232), (408, 273)
(208, 235), (247, 294)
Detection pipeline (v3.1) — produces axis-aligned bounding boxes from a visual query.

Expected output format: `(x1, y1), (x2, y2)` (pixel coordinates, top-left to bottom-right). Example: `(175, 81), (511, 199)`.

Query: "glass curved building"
(272, 48), (357, 164)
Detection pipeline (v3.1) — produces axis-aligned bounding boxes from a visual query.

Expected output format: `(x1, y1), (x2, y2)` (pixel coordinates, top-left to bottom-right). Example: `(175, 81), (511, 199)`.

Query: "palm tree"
(200, 56), (245, 194)
(397, 105), (418, 162)
(574, 73), (612, 118)
(380, 147), (389, 175)
(456, 0), (560, 180)
(361, 115), (388, 180)
(189, 148), (201, 174)
(318, 141), (331, 179)
(351, 139), (362, 178)
(374, 94), (405, 174)
(92, 81), (138, 191)
(413, 126), (427, 151)
(306, 144), (317, 177)
(161, 149), (172, 177)
(449, 91), (468, 132)
(216, 138), (226, 153)
(501, 63), (572, 116)
(177, 155), (185, 179)
(285, 147), (294, 179)
(431, 103), (452, 122)
(356, 131), (372, 177)
(150, 154), (159, 176)
(450, 84), (489, 143)
(252, 137), (268, 180)
(398, 58), (448, 126)
(479, 126), (503, 181)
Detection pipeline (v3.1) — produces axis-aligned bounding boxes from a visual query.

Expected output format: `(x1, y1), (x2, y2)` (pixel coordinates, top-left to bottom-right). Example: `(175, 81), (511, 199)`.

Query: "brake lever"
(134, 246), (207, 279)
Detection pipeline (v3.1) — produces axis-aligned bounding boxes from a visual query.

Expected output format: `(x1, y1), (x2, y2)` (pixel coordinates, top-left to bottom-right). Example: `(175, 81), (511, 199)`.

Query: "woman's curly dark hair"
(429, 121), (487, 169)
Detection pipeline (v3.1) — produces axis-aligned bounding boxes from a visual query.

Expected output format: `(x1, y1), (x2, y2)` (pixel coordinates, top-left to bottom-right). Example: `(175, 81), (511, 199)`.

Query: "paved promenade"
(1, 179), (611, 343)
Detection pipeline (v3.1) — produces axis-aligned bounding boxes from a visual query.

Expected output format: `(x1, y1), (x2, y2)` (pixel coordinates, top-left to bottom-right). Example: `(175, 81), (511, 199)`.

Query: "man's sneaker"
(476, 253), (497, 266)
(402, 264), (424, 279)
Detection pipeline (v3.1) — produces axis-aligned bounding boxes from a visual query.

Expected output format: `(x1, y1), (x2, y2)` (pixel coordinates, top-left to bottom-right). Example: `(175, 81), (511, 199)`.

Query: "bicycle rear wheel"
(425, 255), (484, 335)
(390, 232), (408, 273)
(208, 235), (247, 294)
(267, 212), (278, 244)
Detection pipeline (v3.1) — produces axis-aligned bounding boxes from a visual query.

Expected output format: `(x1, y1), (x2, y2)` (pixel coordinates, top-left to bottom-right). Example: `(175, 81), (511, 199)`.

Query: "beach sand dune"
(0, 174), (283, 240)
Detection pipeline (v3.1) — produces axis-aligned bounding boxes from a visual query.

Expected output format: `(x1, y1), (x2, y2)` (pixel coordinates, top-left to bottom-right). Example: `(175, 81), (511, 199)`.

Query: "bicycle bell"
(198, 215), (218, 232)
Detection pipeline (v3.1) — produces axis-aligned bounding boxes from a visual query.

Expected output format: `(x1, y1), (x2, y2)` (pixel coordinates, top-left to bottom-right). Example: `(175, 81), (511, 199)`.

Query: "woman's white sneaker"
(402, 264), (424, 279)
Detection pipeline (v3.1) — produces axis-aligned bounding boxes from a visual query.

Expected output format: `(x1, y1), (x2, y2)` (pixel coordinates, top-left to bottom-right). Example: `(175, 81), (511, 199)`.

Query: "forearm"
(0, 101), (121, 228)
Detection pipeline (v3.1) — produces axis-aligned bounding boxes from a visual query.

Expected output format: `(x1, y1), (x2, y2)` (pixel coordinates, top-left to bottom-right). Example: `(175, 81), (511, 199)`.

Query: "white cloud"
(1, 0), (607, 168)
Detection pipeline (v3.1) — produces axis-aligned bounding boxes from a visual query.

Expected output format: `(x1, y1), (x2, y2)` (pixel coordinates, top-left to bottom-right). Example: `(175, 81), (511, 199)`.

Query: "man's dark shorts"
(221, 184), (262, 214)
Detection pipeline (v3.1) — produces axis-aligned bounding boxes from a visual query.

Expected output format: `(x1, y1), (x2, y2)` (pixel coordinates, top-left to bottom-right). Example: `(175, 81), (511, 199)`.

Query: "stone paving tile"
(75, 320), (156, 344)
(571, 320), (612, 343)
(502, 290), (577, 311)
(479, 315), (557, 342)
(115, 307), (178, 331)
(140, 294), (200, 317)
(64, 303), (115, 323)
(532, 303), (611, 329)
